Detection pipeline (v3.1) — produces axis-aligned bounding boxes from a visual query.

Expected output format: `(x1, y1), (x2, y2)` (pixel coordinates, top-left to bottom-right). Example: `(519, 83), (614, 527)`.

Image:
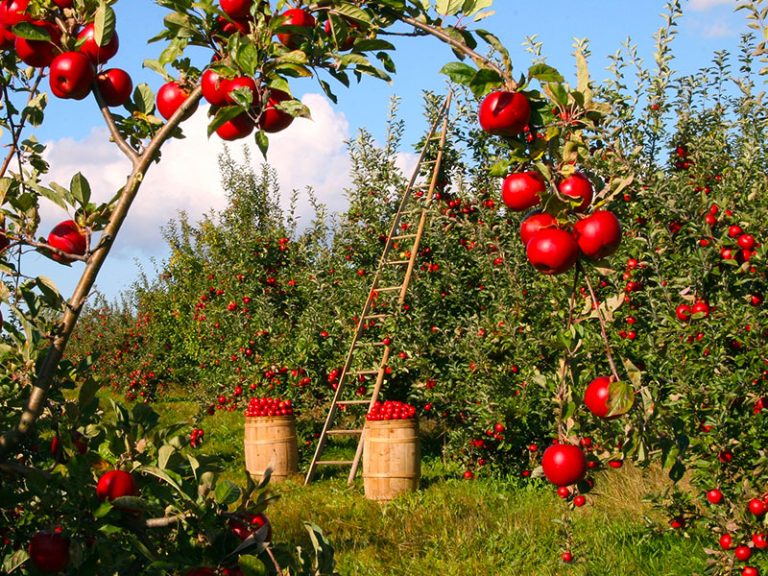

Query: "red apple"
(520, 211), (557, 246)
(96, 68), (133, 107)
(748, 497), (766, 516)
(675, 304), (691, 322)
(541, 444), (587, 486)
(0, 0), (30, 49)
(220, 0), (252, 19)
(28, 531), (70, 573)
(230, 512), (272, 542)
(735, 545), (752, 561)
(216, 112), (255, 141)
(14, 20), (61, 68)
(572, 210), (622, 259)
(259, 89), (294, 133)
(77, 23), (119, 63)
(478, 90), (530, 136)
(53, 0), (73, 7)
(691, 300), (710, 318)
(277, 8), (316, 49)
(501, 171), (545, 212)
(201, 68), (229, 106)
(47, 219), (86, 262)
(156, 81), (198, 121)
(96, 469), (138, 502)
(48, 52), (95, 100)
(719, 533), (733, 550)
(584, 376), (615, 418)
(558, 172), (593, 212)
(526, 228), (579, 275)
(706, 489), (724, 504)
(224, 75), (257, 105)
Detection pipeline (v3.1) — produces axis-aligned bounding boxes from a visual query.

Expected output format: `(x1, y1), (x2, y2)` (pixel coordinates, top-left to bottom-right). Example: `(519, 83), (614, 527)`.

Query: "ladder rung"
(326, 429), (363, 436)
(363, 314), (388, 320)
(337, 400), (370, 405)
(356, 369), (380, 375)
(391, 234), (417, 241)
(377, 286), (402, 292)
(385, 260), (410, 266)
(316, 460), (355, 466)
(399, 209), (422, 215)
(357, 341), (386, 347)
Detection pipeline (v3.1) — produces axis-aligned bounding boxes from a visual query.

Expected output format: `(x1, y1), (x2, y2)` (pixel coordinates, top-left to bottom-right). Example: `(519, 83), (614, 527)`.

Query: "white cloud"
(688, 0), (736, 10)
(41, 93), (354, 259)
(699, 21), (735, 37)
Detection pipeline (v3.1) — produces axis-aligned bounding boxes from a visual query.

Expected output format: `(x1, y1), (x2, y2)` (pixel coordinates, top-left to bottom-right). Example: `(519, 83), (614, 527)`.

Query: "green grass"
(149, 396), (708, 576)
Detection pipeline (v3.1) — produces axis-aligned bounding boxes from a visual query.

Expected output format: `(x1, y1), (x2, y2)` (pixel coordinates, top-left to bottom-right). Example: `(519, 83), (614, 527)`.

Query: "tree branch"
(0, 86), (204, 458)
(92, 84), (141, 166)
(398, 15), (514, 89)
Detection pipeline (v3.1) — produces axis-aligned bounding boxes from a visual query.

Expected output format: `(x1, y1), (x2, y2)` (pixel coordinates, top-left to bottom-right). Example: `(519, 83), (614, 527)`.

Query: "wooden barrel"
(244, 416), (299, 483)
(363, 418), (420, 501)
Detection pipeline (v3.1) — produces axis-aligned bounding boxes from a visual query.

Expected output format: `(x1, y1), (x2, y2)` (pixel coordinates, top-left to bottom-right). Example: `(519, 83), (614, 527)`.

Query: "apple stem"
(580, 265), (621, 382)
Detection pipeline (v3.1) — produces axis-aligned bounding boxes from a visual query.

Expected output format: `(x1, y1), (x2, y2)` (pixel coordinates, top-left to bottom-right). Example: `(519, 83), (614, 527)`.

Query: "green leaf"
(78, 375), (101, 408)
(353, 39), (395, 52)
(255, 130), (269, 158)
(158, 444), (175, 470)
(528, 63), (564, 83)
(207, 106), (247, 137)
(440, 61), (477, 86)
(468, 67), (503, 98)
(11, 21), (51, 41)
(331, 4), (371, 24)
(214, 480), (241, 506)
(133, 83), (156, 115)
(70, 172), (91, 206)
(94, 2), (116, 47)
(235, 43), (260, 76)
(238, 555), (267, 576)
(607, 380), (635, 418)
(436, 0), (465, 16)
(476, 29), (511, 74)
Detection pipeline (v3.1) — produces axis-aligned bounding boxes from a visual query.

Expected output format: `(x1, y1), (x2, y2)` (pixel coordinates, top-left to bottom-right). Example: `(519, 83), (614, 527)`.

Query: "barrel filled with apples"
(363, 401), (420, 501)
(243, 397), (298, 483)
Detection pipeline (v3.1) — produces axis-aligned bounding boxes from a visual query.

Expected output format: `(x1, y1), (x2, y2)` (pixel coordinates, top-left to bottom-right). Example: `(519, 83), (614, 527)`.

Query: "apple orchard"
(1, 0), (768, 575)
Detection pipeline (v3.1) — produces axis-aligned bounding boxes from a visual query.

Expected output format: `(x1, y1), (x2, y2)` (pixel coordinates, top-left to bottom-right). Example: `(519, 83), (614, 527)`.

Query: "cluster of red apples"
(244, 396), (293, 417)
(478, 90), (622, 275)
(366, 400), (417, 421)
(0, 0), (131, 104)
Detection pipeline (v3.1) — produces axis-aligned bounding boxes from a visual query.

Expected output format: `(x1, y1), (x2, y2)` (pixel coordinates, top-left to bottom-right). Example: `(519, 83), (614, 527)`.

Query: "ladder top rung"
(316, 460), (355, 466)
(377, 285), (402, 292)
(391, 234), (417, 240)
(357, 341), (386, 347)
(385, 260), (410, 265)
(356, 369), (380, 375)
(337, 400), (370, 405)
(362, 313), (388, 320)
(326, 429), (363, 435)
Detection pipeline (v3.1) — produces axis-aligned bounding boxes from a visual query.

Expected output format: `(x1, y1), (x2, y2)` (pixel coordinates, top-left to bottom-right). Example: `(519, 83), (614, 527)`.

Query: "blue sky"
(22, 0), (748, 300)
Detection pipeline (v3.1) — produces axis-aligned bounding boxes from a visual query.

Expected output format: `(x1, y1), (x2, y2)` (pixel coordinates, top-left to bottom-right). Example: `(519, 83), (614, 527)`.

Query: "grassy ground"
(150, 394), (708, 576)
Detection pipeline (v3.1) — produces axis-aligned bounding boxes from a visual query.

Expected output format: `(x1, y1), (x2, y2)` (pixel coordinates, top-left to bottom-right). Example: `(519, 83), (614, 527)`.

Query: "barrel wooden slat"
(244, 416), (299, 483)
(363, 419), (420, 501)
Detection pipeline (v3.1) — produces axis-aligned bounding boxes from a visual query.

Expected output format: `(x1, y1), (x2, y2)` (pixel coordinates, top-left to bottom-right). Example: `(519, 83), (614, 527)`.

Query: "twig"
(93, 85), (140, 166)
(580, 264), (621, 382)
(398, 15), (513, 89)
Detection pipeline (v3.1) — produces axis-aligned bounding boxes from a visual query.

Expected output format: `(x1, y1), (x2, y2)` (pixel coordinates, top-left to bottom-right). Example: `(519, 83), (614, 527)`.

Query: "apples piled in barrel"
(478, 89), (622, 275)
(244, 396), (293, 417)
(366, 400), (416, 421)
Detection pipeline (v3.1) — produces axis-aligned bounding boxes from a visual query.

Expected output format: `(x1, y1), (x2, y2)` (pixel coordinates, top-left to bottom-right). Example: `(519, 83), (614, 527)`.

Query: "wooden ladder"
(305, 92), (453, 486)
